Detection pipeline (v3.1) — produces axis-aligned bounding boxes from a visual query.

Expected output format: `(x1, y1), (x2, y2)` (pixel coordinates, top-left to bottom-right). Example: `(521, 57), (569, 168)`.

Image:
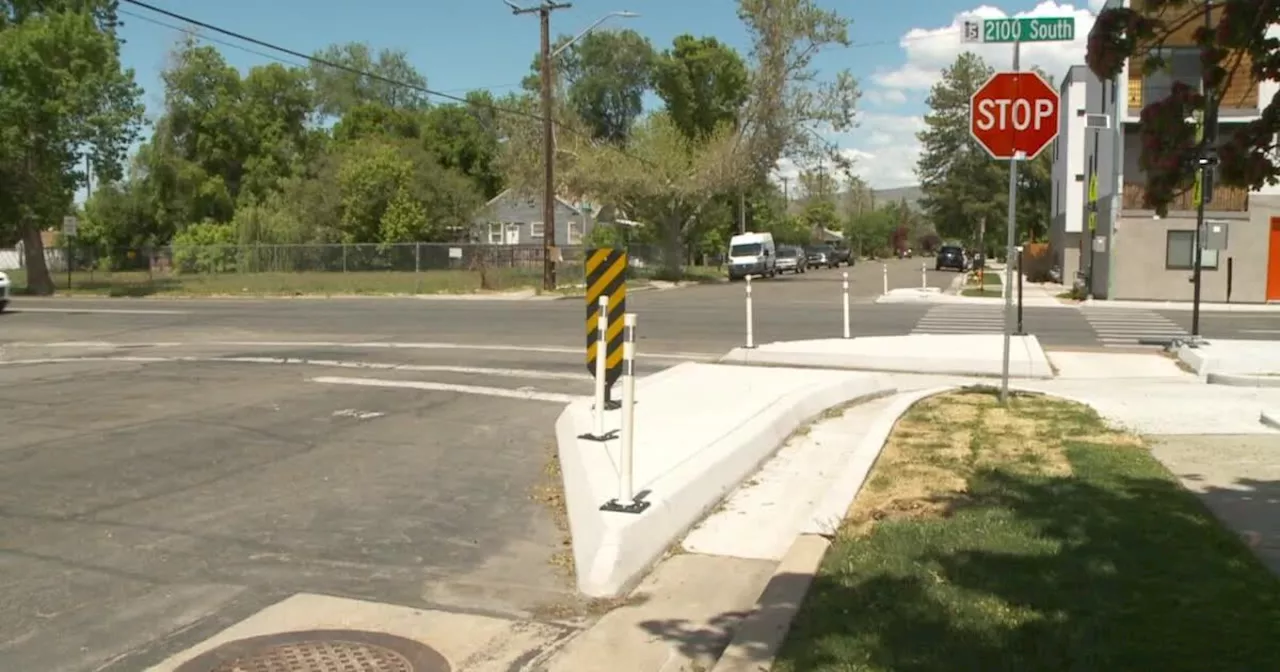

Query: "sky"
(112, 0), (1111, 193)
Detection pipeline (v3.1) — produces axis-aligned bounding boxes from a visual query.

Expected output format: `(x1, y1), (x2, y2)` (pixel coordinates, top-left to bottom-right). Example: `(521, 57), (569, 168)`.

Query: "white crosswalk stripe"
(1083, 308), (1188, 347)
(911, 304), (1006, 334)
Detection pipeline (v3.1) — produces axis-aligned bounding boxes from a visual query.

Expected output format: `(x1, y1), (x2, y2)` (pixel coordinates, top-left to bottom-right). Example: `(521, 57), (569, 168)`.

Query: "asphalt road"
(0, 257), (1277, 670)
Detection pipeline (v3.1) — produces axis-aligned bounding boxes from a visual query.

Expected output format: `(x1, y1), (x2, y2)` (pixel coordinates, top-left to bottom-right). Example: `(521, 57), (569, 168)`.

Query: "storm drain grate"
(175, 630), (451, 672)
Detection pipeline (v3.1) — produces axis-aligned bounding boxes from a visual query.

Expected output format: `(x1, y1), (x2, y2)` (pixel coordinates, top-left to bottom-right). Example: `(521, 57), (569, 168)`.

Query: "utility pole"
(511, 0), (571, 291)
(1190, 1), (1218, 339)
(977, 215), (986, 285)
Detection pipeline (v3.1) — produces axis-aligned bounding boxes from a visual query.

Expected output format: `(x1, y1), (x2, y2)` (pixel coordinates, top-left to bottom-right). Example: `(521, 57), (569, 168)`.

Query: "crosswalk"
(911, 304), (1006, 334)
(1082, 307), (1188, 347)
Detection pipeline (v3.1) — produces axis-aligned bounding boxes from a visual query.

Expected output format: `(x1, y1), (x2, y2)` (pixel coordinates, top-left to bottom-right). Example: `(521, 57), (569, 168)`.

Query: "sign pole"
(1000, 39), (1020, 404)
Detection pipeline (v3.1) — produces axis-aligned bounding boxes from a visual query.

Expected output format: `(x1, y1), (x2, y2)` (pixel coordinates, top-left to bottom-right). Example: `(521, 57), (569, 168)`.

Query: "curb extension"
(1206, 372), (1280, 388)
(710, 386), (959, 672)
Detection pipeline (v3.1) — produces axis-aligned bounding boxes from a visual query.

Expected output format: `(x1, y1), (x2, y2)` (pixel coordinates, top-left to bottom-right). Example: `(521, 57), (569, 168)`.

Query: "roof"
(482, 188), (582, 215)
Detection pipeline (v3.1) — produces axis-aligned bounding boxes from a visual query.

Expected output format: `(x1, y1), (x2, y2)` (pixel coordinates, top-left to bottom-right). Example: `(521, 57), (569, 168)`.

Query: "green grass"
(969, 270), (1002, 287)
(6, 267), (570, 297)
(6, 264), (723, 297)
(961, 287), (1002, 298)
(775, 388), (1280, 672)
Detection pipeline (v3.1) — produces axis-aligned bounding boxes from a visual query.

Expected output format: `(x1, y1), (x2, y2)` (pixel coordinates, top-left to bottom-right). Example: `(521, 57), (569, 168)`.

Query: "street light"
(508, 3), (638, 291)
(552, 11), (639, 58)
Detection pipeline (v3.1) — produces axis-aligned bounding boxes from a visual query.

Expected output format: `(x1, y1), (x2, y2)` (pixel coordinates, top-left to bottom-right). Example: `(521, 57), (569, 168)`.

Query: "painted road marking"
(9, 307), (189, 315)
(2, 340), (718, 361)
(1240, 329), (1280, 334)
(0, 355), (594, 380)
(310, 376), (579, 403)
(332, 409), (385, 420)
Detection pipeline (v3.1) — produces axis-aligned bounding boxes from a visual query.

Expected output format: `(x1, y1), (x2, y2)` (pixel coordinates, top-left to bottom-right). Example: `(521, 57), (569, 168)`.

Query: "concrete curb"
(711, 386), (960, 672)
(1207, 372), (1280, 387)
(1261, 409), (1280, 431)
(720, 335), (1055, 380)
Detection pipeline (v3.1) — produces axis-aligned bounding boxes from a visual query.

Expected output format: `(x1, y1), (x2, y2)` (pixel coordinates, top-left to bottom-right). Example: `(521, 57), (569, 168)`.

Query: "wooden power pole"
(512, 1), (571, 291)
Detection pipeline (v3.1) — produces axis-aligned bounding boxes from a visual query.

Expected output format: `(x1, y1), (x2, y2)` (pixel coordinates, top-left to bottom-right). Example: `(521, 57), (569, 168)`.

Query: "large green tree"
(310, 42), (427, 118)
(525, 29), (655, 143)
(652, 34), (750, 141)
(0, 0), (144, 293)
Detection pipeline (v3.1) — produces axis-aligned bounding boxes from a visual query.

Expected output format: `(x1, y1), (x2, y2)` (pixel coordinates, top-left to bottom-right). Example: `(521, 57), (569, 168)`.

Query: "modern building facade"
(1051, 0), (1280, 302)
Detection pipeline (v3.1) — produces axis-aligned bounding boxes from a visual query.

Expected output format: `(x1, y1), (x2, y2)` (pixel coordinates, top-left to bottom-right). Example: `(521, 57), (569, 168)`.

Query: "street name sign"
(962, 17), (1076, 44)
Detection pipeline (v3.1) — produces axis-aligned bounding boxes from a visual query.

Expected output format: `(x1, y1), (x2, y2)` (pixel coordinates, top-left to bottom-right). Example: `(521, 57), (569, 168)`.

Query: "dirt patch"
(530, 442), (573, 577)
(842, 388), (1142, 535)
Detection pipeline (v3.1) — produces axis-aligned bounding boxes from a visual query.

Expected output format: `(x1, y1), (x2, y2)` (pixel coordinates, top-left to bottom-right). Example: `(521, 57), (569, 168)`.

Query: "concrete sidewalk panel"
(719, 334), (1054, 379)
(554, 362), (894, 597)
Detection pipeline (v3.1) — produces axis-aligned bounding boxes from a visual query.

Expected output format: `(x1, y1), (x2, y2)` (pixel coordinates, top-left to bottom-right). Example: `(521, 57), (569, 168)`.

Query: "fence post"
(414, 243), (421, 274)
(744, 274), (755, 349)
(842, 271), (851, 339)
(601, 313), (648, 514)
(342, 244), (348, 273)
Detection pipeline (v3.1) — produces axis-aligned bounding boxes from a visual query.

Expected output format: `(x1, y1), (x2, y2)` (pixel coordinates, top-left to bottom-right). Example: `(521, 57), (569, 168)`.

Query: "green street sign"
(962, 17), (1076, 44)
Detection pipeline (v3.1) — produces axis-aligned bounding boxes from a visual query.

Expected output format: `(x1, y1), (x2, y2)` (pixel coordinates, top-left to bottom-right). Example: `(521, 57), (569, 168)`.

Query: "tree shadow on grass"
(639, 447), (1280, 671)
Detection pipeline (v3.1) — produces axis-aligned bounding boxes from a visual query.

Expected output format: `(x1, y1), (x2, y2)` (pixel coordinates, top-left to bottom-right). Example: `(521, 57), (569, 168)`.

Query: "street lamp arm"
(551, 11), (639, 58)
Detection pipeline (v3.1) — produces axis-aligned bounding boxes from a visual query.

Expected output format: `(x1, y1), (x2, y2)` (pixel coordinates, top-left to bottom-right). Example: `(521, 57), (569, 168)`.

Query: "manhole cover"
(174, 630), (450, 672)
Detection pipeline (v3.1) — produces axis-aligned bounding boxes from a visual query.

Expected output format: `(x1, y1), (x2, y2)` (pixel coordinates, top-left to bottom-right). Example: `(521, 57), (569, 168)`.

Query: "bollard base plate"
(602, 400), (621, 411)
(578, 430), (619, 442)
(600, 498), (651, 514)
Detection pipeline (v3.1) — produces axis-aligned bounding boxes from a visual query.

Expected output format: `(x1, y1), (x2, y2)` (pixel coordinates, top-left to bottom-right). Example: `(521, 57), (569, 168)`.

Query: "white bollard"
(882, 263), (888, 295)
(842, 271), (851, 339)
(592, 294), (609, 436)
(921, 262), (927, 289)
(745, 274), (755, 348)
(618, 314), (637, 505)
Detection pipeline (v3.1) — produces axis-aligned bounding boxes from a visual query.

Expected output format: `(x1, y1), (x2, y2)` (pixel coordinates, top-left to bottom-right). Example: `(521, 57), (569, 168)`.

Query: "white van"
(727, 232), (776, 281)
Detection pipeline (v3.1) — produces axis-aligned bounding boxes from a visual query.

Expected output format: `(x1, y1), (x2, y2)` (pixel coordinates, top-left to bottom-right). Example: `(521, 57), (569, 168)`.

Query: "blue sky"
(113, 0), (1105, 190)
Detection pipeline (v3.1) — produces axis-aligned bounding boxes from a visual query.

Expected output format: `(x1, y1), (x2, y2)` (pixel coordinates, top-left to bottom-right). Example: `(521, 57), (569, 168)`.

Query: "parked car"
(775, 245), (807, 274)
(728, 231), (777, 280)
(828, 243), (853, 266)
(0, 270), (9, 313)
(805, 245), (838, 269)
(935, 245), (967, 272)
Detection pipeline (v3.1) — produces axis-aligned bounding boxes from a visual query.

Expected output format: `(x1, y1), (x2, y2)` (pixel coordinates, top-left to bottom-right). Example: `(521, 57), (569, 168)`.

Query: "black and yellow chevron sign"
(585, 248), (627, 384)
(1087, 172), (1098, 232)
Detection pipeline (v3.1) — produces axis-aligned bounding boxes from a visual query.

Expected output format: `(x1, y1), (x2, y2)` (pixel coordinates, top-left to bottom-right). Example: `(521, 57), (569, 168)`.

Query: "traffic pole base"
(600, 498), (651, 514)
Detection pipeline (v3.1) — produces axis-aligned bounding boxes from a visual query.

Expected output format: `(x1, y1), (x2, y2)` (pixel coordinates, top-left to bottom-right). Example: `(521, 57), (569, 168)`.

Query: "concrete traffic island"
(719, 333), (1055, 379)
(1262, 409), (1280, 430)
(1177, 339), (1280, 382)
(1207, 372), (1280, 387)
(554, 361), (896, 597)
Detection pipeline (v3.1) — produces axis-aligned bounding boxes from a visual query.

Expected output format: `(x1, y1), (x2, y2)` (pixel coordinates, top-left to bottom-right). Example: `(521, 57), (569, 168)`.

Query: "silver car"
(775, 246), (807, 274)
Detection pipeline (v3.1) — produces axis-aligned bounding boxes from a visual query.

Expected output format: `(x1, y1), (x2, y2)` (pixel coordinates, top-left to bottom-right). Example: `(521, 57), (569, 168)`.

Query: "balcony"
(1123, 182), (1249, 211)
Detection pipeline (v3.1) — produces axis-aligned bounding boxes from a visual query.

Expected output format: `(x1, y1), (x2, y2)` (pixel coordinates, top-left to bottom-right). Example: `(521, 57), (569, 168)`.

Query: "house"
(1048, 65), (1093, 285)
(471, 189), (593, 247)
(1065, 0), (1280, 302)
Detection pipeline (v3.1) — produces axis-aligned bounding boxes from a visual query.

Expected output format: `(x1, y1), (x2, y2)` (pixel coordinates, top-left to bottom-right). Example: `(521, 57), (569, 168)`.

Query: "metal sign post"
(966, 16), (1073, 402)
(62, 216), (77, 289)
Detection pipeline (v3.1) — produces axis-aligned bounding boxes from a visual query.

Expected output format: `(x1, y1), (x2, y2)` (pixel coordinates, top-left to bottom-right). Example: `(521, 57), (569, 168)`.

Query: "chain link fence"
(17, 241), (686, 294)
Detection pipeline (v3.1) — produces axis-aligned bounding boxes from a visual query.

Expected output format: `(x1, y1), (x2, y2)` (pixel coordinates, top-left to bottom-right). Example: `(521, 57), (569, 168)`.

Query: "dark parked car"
(828, 243), (852, 266)
(776, 246), (807, 274)
(805, 245), (838, 269)
(935, 245), (967, 272)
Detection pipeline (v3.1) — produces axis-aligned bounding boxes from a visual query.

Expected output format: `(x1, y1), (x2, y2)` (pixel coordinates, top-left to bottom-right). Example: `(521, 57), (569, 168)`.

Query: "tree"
(652, 35), (750, 141)
(1087, 0), (1277, 213)
(310, 43), (427, 118)
(524, 29), (655, 143)
(916, 52), (1007, 251)
(421, 91), (505, 199)
(0, 0), (144, 294)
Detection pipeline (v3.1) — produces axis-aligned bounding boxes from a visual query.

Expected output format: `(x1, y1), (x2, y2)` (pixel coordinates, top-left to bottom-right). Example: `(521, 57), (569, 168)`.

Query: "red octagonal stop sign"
(970, 71), (1060, 160)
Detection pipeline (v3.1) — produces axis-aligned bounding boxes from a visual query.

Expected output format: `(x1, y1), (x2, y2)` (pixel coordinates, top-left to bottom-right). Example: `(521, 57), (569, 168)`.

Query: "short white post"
(744, 274), (755, 348)
(882, 263), (888, 295)
(618, 314), (637, 505)
(592, 294), (609, 436)
(842, 271), (851, 339)
(921, 262), (927, 289)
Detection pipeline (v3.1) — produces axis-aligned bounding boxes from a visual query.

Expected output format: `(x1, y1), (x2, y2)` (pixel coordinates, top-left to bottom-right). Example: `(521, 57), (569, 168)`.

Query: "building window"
(487, 222), (502, 244)
(530, 221), (544, 238)
(1165, 230), (1219, 270)
(1144, 47), (1201, 104)
(568, 222), (582, 244)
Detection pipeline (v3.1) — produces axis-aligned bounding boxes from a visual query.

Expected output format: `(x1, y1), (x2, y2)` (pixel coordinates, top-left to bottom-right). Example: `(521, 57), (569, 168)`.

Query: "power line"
(118, 0), (654, 167)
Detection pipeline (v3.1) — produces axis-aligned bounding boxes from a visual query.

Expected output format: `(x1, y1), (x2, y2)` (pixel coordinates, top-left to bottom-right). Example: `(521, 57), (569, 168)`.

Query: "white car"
(0, 270), (10, 312)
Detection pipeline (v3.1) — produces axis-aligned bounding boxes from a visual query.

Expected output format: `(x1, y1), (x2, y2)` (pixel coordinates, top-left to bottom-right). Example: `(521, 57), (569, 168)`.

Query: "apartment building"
(1052, 0), (1280, 302)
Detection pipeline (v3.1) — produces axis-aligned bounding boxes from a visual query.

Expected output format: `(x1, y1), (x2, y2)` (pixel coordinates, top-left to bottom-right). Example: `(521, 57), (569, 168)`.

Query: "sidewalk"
(1082, 298), (1280, 312)
(876, 272), (1071, 308)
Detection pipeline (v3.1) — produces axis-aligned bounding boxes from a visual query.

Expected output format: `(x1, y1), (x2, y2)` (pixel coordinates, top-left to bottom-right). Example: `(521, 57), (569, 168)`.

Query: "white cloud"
(863, 87), (908, 106)
(774, 113), (925, 190)
(873, 2), (1099, 92)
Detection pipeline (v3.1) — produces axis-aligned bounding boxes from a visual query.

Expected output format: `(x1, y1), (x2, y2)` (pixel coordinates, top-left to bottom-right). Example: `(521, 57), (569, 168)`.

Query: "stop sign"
(970, 71), (1060, 160)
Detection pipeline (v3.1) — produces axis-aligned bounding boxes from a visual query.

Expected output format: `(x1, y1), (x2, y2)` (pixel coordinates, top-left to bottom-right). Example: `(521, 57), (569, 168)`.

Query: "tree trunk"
(20, 223), (55, 295)
(659, 214), (684, 279)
